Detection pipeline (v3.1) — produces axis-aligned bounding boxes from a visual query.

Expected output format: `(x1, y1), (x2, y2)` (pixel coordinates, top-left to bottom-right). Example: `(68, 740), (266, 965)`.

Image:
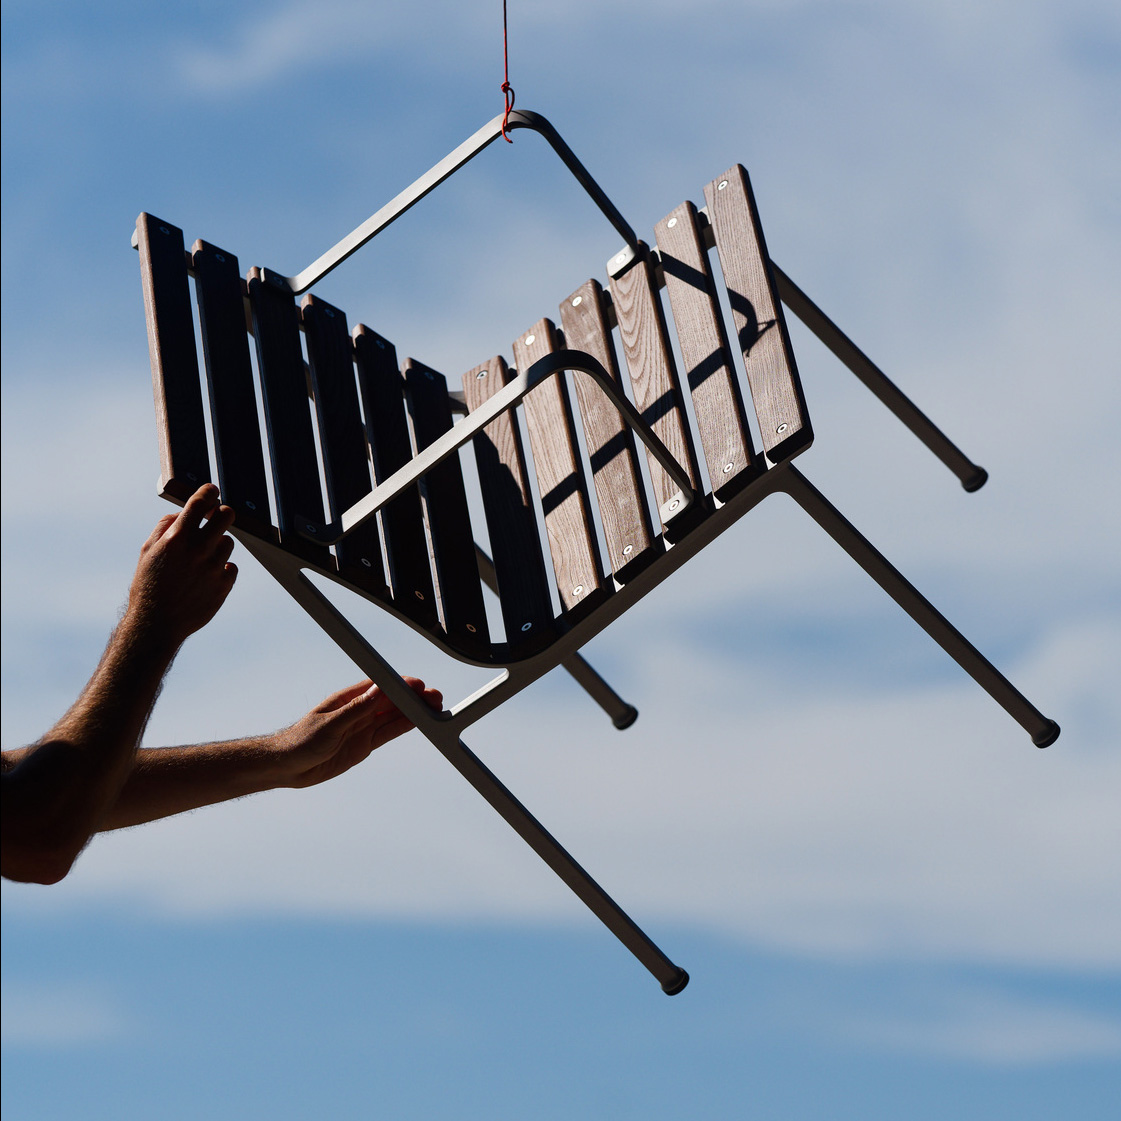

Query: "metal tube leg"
(782, 468), (1060, 747)
(561, 654), (639, 729)
(433, 735), (688, 994)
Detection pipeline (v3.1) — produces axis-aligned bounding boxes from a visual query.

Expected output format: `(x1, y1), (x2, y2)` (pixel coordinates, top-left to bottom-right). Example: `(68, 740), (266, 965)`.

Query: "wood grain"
(301, 295), (388, 596)
(404, 358), (490, 650)
(704, 166), (812, 463)
(353, 325), (439, 627)
(655, 202), (759, 499)
(246, 268), (332, 568)
(463, 355), (555, 647)
(608, 245), (703, 532)
(513, 319), (608, 616)
(559, 280), (656, 581)
(136, 214), (210, 502)
(191, 239), (274, 540)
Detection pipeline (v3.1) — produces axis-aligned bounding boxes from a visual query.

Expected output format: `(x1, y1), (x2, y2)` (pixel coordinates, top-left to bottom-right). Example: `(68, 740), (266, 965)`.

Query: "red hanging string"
(501, 0), (515, 142)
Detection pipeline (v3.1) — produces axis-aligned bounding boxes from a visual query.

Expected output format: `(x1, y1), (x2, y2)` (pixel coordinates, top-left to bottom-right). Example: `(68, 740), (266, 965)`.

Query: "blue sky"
(3, 1), (1119, 1117)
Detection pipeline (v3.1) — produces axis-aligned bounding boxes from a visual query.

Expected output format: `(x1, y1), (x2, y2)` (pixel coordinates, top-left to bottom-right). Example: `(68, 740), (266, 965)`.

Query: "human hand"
(270, 678), (443, 790)
(126, 484), (238, 647)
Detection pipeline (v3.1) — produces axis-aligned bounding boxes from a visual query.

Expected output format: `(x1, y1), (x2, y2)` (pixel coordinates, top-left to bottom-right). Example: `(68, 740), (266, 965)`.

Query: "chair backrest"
(135, 162), (811, 665)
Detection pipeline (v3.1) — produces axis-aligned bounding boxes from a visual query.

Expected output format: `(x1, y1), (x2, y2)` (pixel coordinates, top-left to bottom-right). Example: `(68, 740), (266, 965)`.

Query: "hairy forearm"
(98, 736), (287, 830)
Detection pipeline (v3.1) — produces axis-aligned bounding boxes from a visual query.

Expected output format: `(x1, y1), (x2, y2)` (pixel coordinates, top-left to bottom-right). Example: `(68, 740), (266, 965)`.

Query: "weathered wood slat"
(608, 246), (703, 534)
(559, 280), (656, 581)
(136, 213), (210, 502)
(463, 356), (555, 646)
(353, 325), (439, 627)
(404, 359), (490, 650)
(705, 166), (812, 463)
(302, 295), (388, 596)
(246, 268), (332, 568)
(191, 239), (275, 540)
(655, 202), (760, 499)
(513, 319), (608, 616)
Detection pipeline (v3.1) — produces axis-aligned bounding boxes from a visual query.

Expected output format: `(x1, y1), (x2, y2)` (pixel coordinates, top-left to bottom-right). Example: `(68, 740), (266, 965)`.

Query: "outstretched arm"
(1, 485), (237, 884)
(99, 677), (443, 830)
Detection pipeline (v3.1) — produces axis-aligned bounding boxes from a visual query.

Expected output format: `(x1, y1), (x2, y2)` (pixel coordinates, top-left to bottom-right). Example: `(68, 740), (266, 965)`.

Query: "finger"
(142, 514), (178, 550)
(368, 713), (417, 750)
(176, 484), (221, 532)
(214, 535), (236, 565)
(313, 680), (376, 714)
(222, 561), (238, 586)
(202, 503), (236, 540)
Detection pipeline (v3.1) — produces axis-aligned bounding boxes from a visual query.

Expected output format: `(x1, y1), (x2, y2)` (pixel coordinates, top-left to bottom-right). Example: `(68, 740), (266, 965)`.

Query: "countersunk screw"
(245, 500), (257, 510)
(573, 585), (584, 596)
(520, 622), (533, 632)
(776, 423), (788, 434)
(723, 462), (735, 474)
(616, 252), (627, 265)
(414, 590), (425, 600)
(361, 557), (372, 568)
(466, 623), (477, 633)
(306, 524), (316, 533)
(325, 307), (335, 318)
(376, 339), (386, 349)
(622, 544), (634, 555)
(525, 333), (536, 346)
(215, 252), (226, 262)
(476, 369), (487, 379)
(717, 180), (728, 191)
(159, 225), (170, 235)
(571, 295), (583, 307)
(667, 217), (678, 228)
(668, 499), (680, 511)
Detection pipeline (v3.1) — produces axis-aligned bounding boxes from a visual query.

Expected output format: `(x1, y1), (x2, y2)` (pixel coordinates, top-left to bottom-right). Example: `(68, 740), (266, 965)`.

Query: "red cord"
(501, 0), (515, 142)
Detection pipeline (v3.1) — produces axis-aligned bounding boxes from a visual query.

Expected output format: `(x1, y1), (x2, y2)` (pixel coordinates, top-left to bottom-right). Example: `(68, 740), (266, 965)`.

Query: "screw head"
(520, 622), (533, 632)
(572, 585), (584, 596)
(667, 217), (678, 228)
(158, 225), (170, 235)
(622, 544), (634, 555)
(324, 307), (335, 318)
(186, 472), (197, 481)
(245, 500), (257, 510)
(305, 523), (316, 532)
(361, 557), (372, 568)
(723, 462), (734, 474)
(525, 333), (536, 346)
(414, 590), (425, 600)
(776, 423), (788, 434)
(571, 295), (583, 307)
(215, 252), (226, 262)
(616, 253), (627, 264)
(424, 369), (434, 380)
(476, 369), (487, 379)
(668, 499), (680, 510)
(466, 623), (477, 633)
(376, 339), (386, 349)
(717, 180), (728, 191)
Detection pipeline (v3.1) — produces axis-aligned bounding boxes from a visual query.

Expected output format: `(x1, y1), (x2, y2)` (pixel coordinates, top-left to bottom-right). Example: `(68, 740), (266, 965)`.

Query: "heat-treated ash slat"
(705, 166), (812, 463)
(353, 326), (438, 627)
(301, 295), (388, 596)
(191, 240), (274, 540)
(608, 246), (702, 531)
(246, 268), (332, 568)
(513, 319), (608, 616)
(404, 359), (490, 649)
(463, 356), (555, 645)
(560, 280), (656, 581)
(655, 202), (760, 499)
(136, 213), (210, 502)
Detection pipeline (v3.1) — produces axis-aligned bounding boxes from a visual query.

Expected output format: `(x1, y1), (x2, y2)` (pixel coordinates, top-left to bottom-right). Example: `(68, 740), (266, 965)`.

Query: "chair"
(133, 110), (1058, 994)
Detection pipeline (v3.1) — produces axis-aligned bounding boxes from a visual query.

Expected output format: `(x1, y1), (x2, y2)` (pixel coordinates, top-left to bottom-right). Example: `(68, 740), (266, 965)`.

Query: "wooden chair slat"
(463, 356), (555, 646)
(404, 359), (490, 649)
(705, 166), (812, 463)
(190, 240), (274, 540)
(513, 319), (608, 616)
(353, 326), (439, 627)
(608, 248), (703, 534)
(246, 269), (332, 567)
(136, 214), (210, 502)
(301, 295), (388, 596)
(655, 202), (760, 499)
(559, 280), (656, 581)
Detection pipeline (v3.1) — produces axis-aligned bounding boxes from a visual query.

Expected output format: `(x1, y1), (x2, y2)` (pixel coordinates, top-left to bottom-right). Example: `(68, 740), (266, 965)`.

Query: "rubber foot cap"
(962, 467), (989, 492)
(1032, 720), (1060, 748)
(613, 705), (639, 731)
(661, 969), (689, 996)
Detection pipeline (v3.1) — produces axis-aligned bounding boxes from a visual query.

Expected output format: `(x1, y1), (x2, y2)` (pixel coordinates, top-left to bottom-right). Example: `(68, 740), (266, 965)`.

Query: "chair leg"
(781, 467), (1060, 747)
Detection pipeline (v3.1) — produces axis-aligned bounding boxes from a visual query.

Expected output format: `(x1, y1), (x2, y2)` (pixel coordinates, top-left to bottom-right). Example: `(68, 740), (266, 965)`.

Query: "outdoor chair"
(134, 110), (1058, 993)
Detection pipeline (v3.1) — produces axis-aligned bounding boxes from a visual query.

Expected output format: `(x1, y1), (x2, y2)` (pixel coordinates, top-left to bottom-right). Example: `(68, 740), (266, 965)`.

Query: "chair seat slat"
(705, 166), (812, 463)
(656, 202), (760, 499)
(560, 280), (656, 582)
(463, 356), (556, 647)
(353, 326), (439, 626)
(246, 269), (332, 567)
(191, 240), (275, 540)
(513, 320), (608, 617)
(302, 295), (388, 596)
(608, 248), (703, 534)
(405, 359), (490, 650)
(136, 214), (210, 502)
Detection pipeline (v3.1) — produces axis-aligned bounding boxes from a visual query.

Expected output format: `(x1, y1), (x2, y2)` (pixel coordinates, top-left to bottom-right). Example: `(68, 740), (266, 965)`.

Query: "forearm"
(98, 736), (286, 830)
